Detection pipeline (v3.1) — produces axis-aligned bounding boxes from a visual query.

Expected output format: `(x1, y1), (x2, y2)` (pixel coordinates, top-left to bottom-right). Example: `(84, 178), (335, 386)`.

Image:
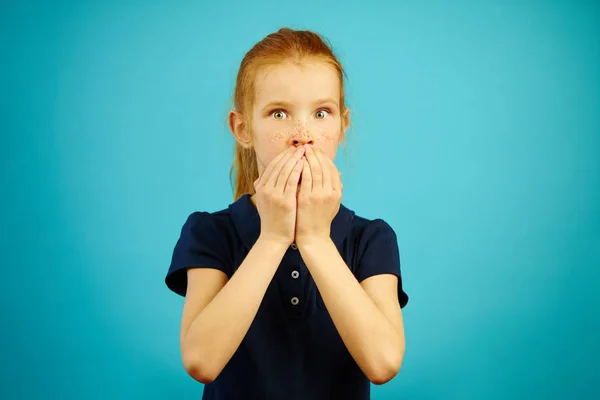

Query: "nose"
(290, 134), (314, 147)
(289, 120), (314, 147)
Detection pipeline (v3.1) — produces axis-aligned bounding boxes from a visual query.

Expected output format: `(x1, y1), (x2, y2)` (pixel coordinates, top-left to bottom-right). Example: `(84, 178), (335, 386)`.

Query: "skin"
(230, 60), (348, 175)
(180, 59), (405, 386)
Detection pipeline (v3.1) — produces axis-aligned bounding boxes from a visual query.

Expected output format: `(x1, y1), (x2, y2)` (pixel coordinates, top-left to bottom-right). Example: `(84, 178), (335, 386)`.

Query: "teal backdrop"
(2, 0), (599, 399)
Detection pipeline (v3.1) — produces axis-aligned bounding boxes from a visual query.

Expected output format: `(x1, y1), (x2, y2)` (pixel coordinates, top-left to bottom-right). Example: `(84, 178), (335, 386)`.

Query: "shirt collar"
(229, 194), (355, 250)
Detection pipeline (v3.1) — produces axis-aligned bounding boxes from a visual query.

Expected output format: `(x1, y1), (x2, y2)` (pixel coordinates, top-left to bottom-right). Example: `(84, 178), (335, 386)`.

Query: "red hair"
(229, 28), (348, 201)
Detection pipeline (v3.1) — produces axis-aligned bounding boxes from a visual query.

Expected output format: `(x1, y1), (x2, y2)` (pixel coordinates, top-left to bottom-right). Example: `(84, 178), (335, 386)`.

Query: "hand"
(295, 145), (342, 246)
(253, 146), (306, 246)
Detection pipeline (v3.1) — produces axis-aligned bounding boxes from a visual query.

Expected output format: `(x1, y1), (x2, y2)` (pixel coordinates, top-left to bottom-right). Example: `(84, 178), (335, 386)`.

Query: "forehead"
(254, 61), (340, 105)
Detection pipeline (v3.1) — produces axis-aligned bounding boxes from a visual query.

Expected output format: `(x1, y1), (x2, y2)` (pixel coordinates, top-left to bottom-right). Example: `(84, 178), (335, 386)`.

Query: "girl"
(166, 28), (409, 400)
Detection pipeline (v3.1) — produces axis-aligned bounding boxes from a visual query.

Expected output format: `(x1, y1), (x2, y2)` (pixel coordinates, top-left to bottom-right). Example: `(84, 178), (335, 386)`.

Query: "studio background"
(2, 0), (598, 399)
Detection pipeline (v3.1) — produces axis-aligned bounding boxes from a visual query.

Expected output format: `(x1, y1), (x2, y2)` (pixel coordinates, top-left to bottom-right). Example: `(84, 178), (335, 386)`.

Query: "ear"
(228, 109), (252, 149)
(340, 108), (351, 143)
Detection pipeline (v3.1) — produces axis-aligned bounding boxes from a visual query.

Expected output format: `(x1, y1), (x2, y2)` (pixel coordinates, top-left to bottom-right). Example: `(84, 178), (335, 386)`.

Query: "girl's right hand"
(253, 146), (305, 246)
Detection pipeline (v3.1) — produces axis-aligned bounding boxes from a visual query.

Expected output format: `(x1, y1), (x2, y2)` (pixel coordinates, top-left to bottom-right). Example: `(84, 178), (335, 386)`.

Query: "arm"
(299, 238), (405, 385)
(295, 146), (405, 384)
(180, 238), (288, 384)
(179, 146), (306, 384)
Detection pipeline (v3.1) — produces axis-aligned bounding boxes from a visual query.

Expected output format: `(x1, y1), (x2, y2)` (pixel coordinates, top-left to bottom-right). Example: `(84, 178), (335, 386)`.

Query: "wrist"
(295, 234), (332, 250)
(256, 234), (292, 253)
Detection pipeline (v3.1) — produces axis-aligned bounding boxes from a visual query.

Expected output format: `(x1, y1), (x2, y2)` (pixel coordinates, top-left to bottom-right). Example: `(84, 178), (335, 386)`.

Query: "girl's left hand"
(295, 145), (343, 245)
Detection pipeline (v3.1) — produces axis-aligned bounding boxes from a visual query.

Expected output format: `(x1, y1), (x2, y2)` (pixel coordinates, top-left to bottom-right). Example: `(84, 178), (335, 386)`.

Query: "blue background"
(2, 0), (599, 398)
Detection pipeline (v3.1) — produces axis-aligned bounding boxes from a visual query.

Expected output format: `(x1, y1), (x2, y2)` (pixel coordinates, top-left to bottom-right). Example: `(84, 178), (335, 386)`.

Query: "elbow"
(182, 351), (220, 384)
(368, 367), (399, 385)
(366, 346), (405, 385)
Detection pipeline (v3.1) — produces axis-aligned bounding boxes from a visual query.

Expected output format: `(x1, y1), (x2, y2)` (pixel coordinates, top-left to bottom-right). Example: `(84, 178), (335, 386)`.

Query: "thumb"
(254, 172), (263, 189)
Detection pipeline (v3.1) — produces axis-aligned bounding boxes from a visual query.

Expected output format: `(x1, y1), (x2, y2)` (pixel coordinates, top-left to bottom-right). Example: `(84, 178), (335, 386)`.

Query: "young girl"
(166, 28), (409, 400)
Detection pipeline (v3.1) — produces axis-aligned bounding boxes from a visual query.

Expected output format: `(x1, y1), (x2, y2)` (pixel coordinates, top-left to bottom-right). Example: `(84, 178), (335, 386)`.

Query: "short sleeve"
(356, 219), (409, 308)
(165, 212), (233, 297)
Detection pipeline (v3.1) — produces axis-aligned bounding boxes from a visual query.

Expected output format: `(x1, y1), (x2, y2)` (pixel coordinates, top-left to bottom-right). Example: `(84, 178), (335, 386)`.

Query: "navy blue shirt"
(166, 194), (409, 400)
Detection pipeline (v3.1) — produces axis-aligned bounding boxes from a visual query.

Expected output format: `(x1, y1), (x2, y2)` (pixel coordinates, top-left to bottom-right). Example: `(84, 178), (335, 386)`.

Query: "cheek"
(250, 123), (288, 166)
(311, 119), (341, 143)
(313, 130), (337, 142)
(252, 136), (288, 171)
(322, 146), (338, 161)
(311, 125), (340, 155)
(268, 130), (290, 143)
(311, 126), (341, 161)
(254, 144), (280, 169)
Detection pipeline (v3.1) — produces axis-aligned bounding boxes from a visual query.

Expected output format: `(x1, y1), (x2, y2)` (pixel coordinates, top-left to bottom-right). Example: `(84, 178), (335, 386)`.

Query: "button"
(291, 270), (300, 279)
(291, 297), (299, 306)
(291, 243), (298, 250)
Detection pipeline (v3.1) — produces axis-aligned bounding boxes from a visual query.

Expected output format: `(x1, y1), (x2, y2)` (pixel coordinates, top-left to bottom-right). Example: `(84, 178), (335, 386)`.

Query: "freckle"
(269, 131), (288, 142)
(312, 129), (334, 141)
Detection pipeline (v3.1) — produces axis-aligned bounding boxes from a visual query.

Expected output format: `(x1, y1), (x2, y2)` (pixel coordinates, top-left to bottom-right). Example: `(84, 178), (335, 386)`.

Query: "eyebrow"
(261, 98), (339, 112)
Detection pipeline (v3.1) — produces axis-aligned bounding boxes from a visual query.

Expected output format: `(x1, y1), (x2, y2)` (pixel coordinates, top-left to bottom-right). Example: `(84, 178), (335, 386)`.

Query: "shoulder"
(174, 206), (242, 259)
(166, 206), (239, 297)
(350, 214), (399, 264)
(338, 205), (401, 260)
(341, 207), (409, 308)
(344, 207), (398, 245)
(180, 207), (237, 244)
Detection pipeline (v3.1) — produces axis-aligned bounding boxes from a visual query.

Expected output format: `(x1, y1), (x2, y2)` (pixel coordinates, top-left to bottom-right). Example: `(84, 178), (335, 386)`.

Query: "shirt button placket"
(290, 243), (301, 312)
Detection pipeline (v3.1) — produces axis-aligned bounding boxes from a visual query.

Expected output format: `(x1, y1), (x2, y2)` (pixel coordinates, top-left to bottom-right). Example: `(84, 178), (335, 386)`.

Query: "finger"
(276, 146), (305, 192)
(326, 158), (342, 192)
(267, 147), (301, 188)
(284, 157), (304, 196)
(273, 146), (305, 188)
(315, 149), (331, 190)
(257, 147), (295, 189)
(304, 145), (323, 189)
(299, 156), (312, 195)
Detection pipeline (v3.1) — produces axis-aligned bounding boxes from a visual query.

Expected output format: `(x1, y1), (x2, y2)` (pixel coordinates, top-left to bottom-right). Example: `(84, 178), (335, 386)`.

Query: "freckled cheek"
(309, 122), (342, 145)
(311, 127), (341, 160)
(311, 119), (340, 142)
(254, 120), (293, 143)
(255, 121), (340, 146)
(268, 131), (289, 143)
(318, 144), (339, 161)
(313, 129), (337, 142)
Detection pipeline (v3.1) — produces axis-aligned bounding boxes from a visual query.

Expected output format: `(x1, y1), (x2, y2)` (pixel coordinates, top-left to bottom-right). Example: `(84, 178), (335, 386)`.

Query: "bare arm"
(299, 238), (405, 385)
(294, 146), (405, 384)
(180, 238), (288, 383)
(179, 146), (305, 383)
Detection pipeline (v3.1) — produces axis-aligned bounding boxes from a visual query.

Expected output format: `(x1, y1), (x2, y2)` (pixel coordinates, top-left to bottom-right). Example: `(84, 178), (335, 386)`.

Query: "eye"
(271, 110), (288, 120)
(315, 109), (330, 119)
